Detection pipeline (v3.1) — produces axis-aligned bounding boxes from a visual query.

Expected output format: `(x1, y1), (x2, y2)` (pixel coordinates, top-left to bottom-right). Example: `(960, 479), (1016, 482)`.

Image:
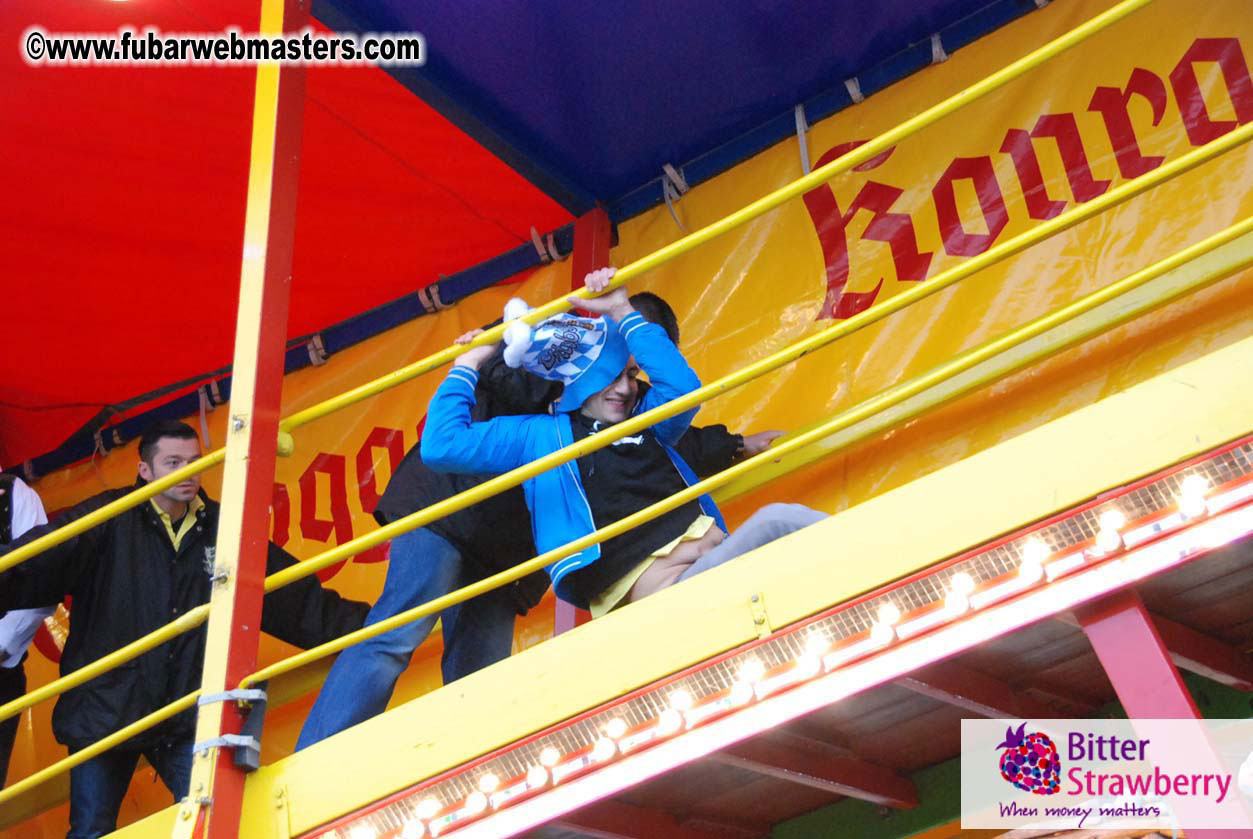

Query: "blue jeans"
(296, 528), (517, 750)
(676, 503), (827, 582)
(68, 738), (191, 839)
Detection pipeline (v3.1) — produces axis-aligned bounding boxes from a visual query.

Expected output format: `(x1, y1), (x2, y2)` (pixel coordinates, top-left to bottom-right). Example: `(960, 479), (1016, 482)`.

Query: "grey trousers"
(674, 502), (827, 583)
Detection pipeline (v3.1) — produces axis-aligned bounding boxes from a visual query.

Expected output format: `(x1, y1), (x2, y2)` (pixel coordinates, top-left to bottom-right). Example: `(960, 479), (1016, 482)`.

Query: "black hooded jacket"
(0, 482), (369, 750)
(374, 361), (744, 615)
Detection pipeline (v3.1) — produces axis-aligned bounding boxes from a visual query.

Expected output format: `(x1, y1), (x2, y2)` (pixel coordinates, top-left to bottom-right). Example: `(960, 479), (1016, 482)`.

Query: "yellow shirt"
(150, 496), (204, 551)
(589, 515), (716, 618)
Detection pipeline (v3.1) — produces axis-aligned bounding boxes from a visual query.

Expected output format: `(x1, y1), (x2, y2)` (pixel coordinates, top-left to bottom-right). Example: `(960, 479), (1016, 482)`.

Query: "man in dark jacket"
(0, 420), (369, 839)
(296, 296), (780, 751)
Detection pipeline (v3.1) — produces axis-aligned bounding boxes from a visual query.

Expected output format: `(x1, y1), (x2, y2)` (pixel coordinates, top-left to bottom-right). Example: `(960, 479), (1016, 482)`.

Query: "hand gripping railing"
(4, 205), (1251, 807)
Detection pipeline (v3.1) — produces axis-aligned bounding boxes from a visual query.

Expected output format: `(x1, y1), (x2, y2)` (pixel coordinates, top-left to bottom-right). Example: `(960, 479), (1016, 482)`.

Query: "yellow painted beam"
(225, 332), (1253, 838)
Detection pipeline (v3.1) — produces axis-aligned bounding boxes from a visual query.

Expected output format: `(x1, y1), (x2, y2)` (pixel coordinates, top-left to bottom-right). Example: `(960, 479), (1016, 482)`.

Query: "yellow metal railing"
(11, 0), (1240, 812)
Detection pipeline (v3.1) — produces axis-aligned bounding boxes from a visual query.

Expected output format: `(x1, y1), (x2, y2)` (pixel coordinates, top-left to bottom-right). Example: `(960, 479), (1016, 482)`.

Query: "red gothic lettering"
(356, 426), (405, 515)
(1030, 113), (1111, 203)
(1170, 37), (1253, 146)
(932, 156), (1009, 257)
(299, 453), (354, 581)
(271, 482), (291, 547)
(802, 141), (933, 320)
(999, 128), (1067, 220)
(1088, 68), (1168, 179)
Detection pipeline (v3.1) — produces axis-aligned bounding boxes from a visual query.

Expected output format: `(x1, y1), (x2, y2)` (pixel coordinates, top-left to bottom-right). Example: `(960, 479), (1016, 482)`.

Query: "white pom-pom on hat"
(503, 297), (530, 322)
(502, 297), (533, 368)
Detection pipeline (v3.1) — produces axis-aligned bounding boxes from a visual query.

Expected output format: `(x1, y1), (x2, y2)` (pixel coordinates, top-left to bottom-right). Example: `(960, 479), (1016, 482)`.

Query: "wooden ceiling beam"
(550, 799), (737, 839)
(1055, 610), (1253, 691)
(1145, 612), (1253, 691)
(709, 732), (917, 809)
(895, 660), (1059, 719)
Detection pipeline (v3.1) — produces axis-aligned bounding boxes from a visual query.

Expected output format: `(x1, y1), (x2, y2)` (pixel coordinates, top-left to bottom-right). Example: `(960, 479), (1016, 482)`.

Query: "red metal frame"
(1076, 589), (1249, 839)
(188, 2), (308, 836)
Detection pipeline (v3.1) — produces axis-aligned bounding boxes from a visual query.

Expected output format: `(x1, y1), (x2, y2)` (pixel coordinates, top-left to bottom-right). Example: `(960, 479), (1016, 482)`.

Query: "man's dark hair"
(138, 419), (199, 463)
(629, 291), (680, 345)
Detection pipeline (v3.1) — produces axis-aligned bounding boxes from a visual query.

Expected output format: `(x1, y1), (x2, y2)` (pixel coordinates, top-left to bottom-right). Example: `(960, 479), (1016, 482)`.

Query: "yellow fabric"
(589, 515), (715, 618)
(150, 496), (204, 551)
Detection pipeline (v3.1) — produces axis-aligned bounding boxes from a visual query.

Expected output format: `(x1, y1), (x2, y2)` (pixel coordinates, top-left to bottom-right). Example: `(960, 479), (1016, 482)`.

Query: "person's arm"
(10, 478), (48, 536)
(476, 343), (563, 418)
(259, 543), (371, 648)
(673, 427), (786, 477)
(674, 425), (740, 478)
(576, 269), (701, 446)
(420, 342), (540, 475)
(0, 491), (111, 612)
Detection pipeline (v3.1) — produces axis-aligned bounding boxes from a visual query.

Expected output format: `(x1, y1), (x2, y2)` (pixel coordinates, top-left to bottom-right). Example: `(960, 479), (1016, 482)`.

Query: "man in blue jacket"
(422, 269), (824, 615)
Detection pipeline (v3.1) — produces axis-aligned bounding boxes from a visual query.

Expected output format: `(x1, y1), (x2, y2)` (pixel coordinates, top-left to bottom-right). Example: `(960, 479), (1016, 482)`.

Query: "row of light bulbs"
(341, 473), (1220, 839)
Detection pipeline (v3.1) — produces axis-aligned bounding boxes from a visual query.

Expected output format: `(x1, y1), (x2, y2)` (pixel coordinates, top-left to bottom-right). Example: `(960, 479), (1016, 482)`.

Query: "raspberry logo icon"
(996, 722), (1061, 795)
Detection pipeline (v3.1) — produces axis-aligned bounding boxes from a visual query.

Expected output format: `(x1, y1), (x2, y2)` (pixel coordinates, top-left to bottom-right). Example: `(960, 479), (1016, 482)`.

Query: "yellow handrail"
(275, 0), (1155, 434)
(0, 605), (210, 725)
(0, 692), (200, 807)
(239, 214), (1253, 690)
(5, 116), (1248, 730)
(0, 450), (226, 575)
(260, 118), (1253, 593)
(0, 0), (1152, 581)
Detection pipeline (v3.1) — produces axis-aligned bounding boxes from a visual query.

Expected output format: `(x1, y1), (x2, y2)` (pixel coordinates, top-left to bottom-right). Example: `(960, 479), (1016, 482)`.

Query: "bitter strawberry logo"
(996, 723), (1061, 795)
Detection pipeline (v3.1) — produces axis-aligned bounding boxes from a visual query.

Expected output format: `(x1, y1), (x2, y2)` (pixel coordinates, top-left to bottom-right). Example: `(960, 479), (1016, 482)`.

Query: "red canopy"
(0, 0), (569, 468)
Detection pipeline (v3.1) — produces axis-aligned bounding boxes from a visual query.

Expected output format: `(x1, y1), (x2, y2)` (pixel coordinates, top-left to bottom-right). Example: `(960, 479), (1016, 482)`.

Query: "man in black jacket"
(0, 420), (369, 839)
(295, 295), (781, 751)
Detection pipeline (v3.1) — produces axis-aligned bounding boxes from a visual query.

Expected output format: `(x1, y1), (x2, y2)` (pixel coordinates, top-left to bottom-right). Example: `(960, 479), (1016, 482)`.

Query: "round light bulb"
(605, 718), (628, 739)
(539, 746), (560, 767)
(877, 602), (901, 626)
(477, 772), (500, 793)
(1095, 526), (1122, 554)
(730, 680), (755, 706)
(349, 827), (376, 839)
(592, 737), (616, 762)
(401, 819), (426, 839)
(1180, 474), (1209, 497)
(949, 572), (976, 596)
(526, 765), (549, 788)
(945, 590), (970, 615)
(1021, 538), (1050, 566)
(1179, 475), (1210, 518)
(739, 658), (766, 684)
(1098, 509), (1126, 532)
(464, 791), (488, 815)
(669, 688), (694, 711)
(805, 632), (831, 658)
(416, 799), (441, 820)
(794, 654), (821, 678)
(870, 620), (895, 647)
(656, 708), (683, 735)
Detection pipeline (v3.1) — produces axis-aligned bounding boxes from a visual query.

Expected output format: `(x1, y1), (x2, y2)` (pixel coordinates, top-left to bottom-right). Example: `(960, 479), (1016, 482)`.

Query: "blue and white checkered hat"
(502, 300), (630, 412)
